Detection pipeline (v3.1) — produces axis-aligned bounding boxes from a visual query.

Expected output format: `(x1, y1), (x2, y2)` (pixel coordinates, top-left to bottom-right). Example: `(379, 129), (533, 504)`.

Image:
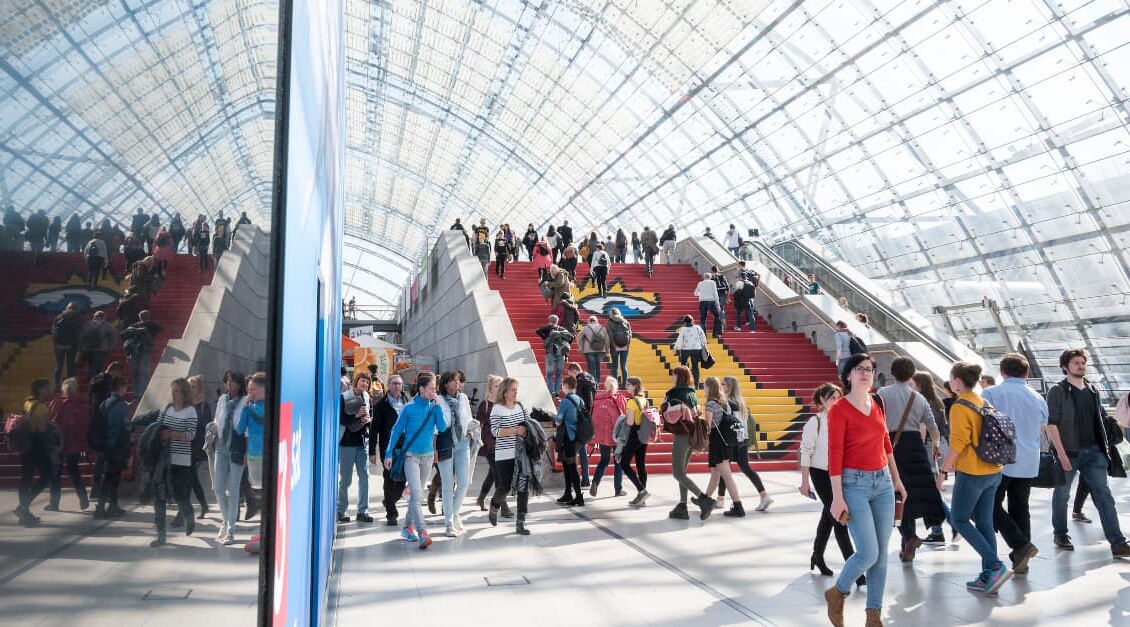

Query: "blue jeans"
(951, 471), (1003, 572)
(546, 354), (565, 395)
(584, 352), (603, 382)
(438, 439), (471, 526)
(130, 353), (151, 399)
(699, 300), (722, 335)
(211, 442), (243, 530)
(836, 468), (895, 610)
(337, 445), (369, 515)
(404, 453), (433, 532)
(609, 347), (628, 382)
(1053, 444), (1126, 544)
(735, 301), (755, 330)
(592, 444), (622, 492)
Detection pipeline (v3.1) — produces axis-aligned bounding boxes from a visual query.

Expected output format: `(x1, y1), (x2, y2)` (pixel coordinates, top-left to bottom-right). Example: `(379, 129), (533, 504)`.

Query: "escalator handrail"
(767, 239), (963, 363)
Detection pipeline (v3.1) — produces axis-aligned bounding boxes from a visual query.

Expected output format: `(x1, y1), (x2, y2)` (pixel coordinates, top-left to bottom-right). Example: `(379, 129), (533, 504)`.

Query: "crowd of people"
(8, 368), (268, 550)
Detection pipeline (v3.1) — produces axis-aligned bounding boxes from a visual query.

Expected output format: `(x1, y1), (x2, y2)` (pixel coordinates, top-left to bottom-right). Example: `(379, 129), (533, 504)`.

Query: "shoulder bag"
(890, 397), (915, 447)
(1033, 435), (1066, 488)
(389, 404), (435, 483)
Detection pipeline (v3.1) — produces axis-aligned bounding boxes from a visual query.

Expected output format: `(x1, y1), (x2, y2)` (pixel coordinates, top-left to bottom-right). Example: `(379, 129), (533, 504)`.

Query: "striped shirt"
(162, 405), (198, 467)
(490, 403), (527, 461)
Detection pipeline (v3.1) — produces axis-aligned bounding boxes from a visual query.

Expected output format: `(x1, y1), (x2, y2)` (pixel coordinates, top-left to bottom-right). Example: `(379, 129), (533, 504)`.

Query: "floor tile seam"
(559, 506), (774, 626)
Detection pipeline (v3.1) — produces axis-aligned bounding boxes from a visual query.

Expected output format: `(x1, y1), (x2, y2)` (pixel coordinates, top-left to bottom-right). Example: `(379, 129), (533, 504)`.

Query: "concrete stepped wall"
(137, 226), (271, 414)
(400, 231), (554, 413)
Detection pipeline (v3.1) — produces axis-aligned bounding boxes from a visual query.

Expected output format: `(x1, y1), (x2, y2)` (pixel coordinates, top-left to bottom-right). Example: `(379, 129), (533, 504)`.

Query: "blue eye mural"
(24, 286), (118, 313)
(579, 293), (658, 318)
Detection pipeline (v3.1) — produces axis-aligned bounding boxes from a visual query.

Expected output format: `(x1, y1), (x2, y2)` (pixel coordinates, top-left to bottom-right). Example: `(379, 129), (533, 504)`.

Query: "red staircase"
(486, 260), (840, 474)
(0, 251), (214, 488)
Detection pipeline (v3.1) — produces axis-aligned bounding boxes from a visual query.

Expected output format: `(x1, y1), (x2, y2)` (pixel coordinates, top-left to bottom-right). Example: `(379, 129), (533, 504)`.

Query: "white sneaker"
(756, 495), (774, 512)
(715, 496), (725, 509)
(630, 489), (650, 507)
(733, 326), (741, 331)
(216, 523), (228, 542)
(223, 532), (235, 546)
(444, 525), (458, 538)
(453, 514), (464, 532)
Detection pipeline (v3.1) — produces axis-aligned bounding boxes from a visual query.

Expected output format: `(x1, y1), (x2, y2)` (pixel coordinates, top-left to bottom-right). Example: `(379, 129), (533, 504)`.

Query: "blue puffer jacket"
(236, 400), (266, 460)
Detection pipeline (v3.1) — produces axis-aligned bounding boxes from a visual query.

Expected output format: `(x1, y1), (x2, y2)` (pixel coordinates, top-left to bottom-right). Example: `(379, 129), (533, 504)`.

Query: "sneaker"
(965, 573), (989, 593)
(216, 523), (229, 542)
(668, 503), (690, 520)
(1112, 542), (1130, 559)
(453, 514), (464, 532)
(733, 326), (742, 332)
(337, 513), (350, 523)
(400, 526), (418, 542)
(922, 532), (946, 545)
(1054, 534), (1074, 551)
(356, 513), (374, 523)
(983, 562), (1013, 594)
(444, 525), (458, 538)
(385, 517), (398, 527)
(899, 537), (923, 562)
(418, 531), (432, 549)
(1073, 511), (1092, 523)
(756, 495), (774, 512)
(615, 490), (627, 497)
(715, 496), (725, 509)
(1011, 543), (1039, 573)
(44, 504), (60, 512)
(630, 490), (650, 507)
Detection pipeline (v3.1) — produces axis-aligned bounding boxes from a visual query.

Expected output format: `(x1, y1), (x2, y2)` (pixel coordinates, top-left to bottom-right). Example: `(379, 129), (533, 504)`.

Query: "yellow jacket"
(949, 392), (1002, 475)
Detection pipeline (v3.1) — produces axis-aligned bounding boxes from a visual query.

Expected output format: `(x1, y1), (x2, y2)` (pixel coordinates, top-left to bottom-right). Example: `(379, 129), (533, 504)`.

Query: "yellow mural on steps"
(571, 277), (805, 454)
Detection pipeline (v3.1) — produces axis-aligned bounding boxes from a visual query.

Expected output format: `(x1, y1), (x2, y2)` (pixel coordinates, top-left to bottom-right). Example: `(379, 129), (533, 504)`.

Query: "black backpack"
(565, 396), (593, 444)
(848, 334), (868, 355)
(608, 319), (631, 347)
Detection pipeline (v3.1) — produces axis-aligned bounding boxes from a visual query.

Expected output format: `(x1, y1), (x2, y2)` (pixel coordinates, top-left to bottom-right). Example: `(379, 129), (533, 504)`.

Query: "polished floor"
(331, 461), (1130, 627)
(4, 462), (1130, 626)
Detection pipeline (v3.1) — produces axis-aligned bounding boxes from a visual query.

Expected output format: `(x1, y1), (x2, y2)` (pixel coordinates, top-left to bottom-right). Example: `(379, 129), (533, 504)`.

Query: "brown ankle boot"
(865, 608), (883, 627)
(824, 586), (847, 627)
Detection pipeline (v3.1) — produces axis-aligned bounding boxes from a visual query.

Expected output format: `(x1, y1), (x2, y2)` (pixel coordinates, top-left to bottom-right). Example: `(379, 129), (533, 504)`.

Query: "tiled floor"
(0, 488), (259, 626)
(330, 462), (1130, 627)
(4, 461), (1129, 626)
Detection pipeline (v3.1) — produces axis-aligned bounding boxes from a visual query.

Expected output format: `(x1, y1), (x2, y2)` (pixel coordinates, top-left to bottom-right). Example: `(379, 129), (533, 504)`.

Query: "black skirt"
(708, 427), (731, 467)
(890, 430), (947, 522)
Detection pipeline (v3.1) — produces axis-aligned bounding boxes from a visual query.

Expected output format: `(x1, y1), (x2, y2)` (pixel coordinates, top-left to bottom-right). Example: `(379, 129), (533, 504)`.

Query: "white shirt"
(694, 279), (718, 302)
(799, 411), (830, 470)
(723, 229), (740, 248)
(673, 324), (707, 351)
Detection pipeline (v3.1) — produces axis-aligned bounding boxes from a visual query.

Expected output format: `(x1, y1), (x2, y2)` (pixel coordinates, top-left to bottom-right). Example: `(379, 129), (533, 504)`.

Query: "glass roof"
(5, 0), (1128, 392)
(0, 0), (278, 229)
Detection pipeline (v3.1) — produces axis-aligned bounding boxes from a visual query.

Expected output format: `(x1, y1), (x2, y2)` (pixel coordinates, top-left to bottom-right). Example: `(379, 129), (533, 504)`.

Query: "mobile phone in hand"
(806, 490), (818, 500)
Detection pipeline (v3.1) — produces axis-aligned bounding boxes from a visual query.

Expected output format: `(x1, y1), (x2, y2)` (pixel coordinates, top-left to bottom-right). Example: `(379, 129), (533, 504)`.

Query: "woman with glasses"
(798, 383), (858, 579)
(825, 354), (906, 627)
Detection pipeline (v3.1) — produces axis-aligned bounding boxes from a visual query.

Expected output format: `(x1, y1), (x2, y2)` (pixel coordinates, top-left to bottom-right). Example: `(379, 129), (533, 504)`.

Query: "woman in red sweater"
(824, 354), (906, 627)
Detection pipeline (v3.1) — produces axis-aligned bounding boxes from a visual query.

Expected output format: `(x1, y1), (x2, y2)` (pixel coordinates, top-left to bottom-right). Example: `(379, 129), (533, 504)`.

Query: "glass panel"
(0, 0), (278, 619)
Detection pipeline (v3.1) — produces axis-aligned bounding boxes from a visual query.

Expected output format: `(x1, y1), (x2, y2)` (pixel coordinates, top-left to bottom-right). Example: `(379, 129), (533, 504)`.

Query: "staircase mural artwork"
(488, 259), (841, 473)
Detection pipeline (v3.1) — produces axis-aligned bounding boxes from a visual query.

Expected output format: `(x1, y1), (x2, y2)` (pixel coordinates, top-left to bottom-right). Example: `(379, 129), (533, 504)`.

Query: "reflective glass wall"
(0, 0), (277, 619)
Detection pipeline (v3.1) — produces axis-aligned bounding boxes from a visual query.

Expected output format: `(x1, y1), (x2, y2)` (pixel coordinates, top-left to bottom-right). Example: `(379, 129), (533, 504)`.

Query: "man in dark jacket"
(93, 376), (131, 519)
(65, 214), (82, 252)
(130, 208), (149, 242)
(25, 209), (49, 262)
(169, 214), (186, 252)
(557, 220), (573, 251)
(121, 311), (161, 398)
(659, 224), (677, 264)
(51, 302), (84, 391)
(339, 373), (373, 523)
(1046, 349), (1130, 557)
(369, 374), (411, 525)
(565, 362), (597, 486)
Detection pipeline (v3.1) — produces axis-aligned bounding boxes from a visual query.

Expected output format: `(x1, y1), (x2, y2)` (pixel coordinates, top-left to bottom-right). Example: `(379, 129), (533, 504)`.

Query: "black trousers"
(190, 460), (208, 509)
(382, 458), (406, 519)
(811, 468), (855, 560)
(491, 458), (528, 514)
(495, 254), (507, 277)
(560, 438), (580, 497)
(592, 266), (608, 295)
(719, 446), (765, 497)
(49, 452), (87, 507)
(100, 455), (125, 508)
(19, 440), (54, 508)
(618, 427), (647, 491)
(86, 256), (105, 288)
(1075, 474), (1091, 512)
(994, 475), (1032, 551)
(155, 466), (193, 534)
(478, 456), (497, 498)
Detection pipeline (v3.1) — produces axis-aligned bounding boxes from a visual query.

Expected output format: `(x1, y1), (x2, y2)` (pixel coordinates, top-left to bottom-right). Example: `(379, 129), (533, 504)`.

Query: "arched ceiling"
(4, 0), (1130, 391)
